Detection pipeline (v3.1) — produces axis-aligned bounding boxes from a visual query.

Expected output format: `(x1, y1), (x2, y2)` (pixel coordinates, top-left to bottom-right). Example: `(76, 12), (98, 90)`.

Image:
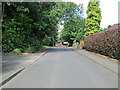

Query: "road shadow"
(47, 46), (81, 53)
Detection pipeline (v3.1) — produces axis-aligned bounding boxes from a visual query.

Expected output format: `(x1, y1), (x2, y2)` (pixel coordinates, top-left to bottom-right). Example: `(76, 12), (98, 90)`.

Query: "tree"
(57, 3), (84, 46)
(2, 2), (58, 52)
(61, 17), (85, 46)
(84, 0), (102, 36)
(107, 25), (113, 28)
(2, 3), (33, 52)
(100, 24), (113, 32)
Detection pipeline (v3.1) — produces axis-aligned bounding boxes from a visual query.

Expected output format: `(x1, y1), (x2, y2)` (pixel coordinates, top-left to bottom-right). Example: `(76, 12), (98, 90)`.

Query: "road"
(2, 47), (118, 88)
(1, 50), (46, 83)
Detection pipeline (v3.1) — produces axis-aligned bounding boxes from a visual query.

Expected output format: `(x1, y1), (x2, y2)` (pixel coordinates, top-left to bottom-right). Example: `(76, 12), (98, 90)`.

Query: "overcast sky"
(64, 0), (119, 28)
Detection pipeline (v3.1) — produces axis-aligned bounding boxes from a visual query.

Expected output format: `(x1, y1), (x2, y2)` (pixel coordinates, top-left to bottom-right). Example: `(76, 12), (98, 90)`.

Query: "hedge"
(84, 26), (120, 60)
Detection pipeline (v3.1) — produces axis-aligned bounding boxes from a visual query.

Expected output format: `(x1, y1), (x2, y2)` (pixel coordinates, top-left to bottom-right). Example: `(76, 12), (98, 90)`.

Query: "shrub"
(84, 26), (120, 60)
(24, 47), (36, 53)
(12, 48), (22, 55)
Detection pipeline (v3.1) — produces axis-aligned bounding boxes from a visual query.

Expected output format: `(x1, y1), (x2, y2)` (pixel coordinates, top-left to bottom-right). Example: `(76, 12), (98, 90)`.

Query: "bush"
(26, 36), (42, 50)
(84, 26), (120, 60)
(24, 47), (36, 53)
(12, 48), (22, 55)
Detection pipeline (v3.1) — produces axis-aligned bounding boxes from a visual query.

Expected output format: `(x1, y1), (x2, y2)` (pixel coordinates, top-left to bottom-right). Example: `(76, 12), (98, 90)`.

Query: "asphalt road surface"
(2, 51), (45, 82)
(2, 47), (118, 88)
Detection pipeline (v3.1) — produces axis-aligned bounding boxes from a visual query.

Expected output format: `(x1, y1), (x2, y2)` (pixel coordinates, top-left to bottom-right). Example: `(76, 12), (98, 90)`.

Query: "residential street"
(2, 47), (118, 88)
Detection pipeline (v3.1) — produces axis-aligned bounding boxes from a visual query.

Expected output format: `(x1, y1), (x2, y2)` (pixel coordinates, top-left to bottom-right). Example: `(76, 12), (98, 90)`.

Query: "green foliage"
(107, 25), (113, 28)
(100, 25), (113, 32)
(76, 31), (85, 41)
(84, 0), (102, 36)
(50, 2), (84, 21)
(12, 48), (22, 55)
(58, 2), (84, 46)
(2, 2), (85, 51)
(43, 37), (53, 46)
(2, 12), (32, 52)
(2, 2), (58, 53)
(100, 27), (107, 31)
(61, 17), (84, 41)
(24, 47), (35, 53)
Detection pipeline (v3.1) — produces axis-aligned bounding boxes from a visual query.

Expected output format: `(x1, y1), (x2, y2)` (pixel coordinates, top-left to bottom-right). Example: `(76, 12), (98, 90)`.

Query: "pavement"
(72, 48), (118, 75)
(1, 47), (118, 88)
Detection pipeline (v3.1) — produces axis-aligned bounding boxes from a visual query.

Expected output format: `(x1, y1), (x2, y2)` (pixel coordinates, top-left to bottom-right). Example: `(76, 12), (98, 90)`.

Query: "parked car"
(62, 42), (68, 46)
(55, 43), (63, 47)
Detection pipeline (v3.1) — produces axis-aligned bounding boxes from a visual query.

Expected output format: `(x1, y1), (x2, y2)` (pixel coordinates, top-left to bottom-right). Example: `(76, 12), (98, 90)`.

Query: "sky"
(64, 0), (119, 28)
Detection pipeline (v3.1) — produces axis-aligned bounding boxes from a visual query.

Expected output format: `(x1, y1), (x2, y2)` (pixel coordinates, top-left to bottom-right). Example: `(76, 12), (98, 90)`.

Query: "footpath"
(0, 48), (48, 86)
(72, 48), (118, 75)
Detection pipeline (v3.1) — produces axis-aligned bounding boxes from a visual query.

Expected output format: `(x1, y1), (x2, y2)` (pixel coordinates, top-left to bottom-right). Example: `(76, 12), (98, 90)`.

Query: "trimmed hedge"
(84, 26), (120, 60)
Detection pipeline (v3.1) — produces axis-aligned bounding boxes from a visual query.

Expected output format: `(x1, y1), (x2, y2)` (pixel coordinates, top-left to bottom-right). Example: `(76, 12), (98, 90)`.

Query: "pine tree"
(85, 0), (102, 36)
